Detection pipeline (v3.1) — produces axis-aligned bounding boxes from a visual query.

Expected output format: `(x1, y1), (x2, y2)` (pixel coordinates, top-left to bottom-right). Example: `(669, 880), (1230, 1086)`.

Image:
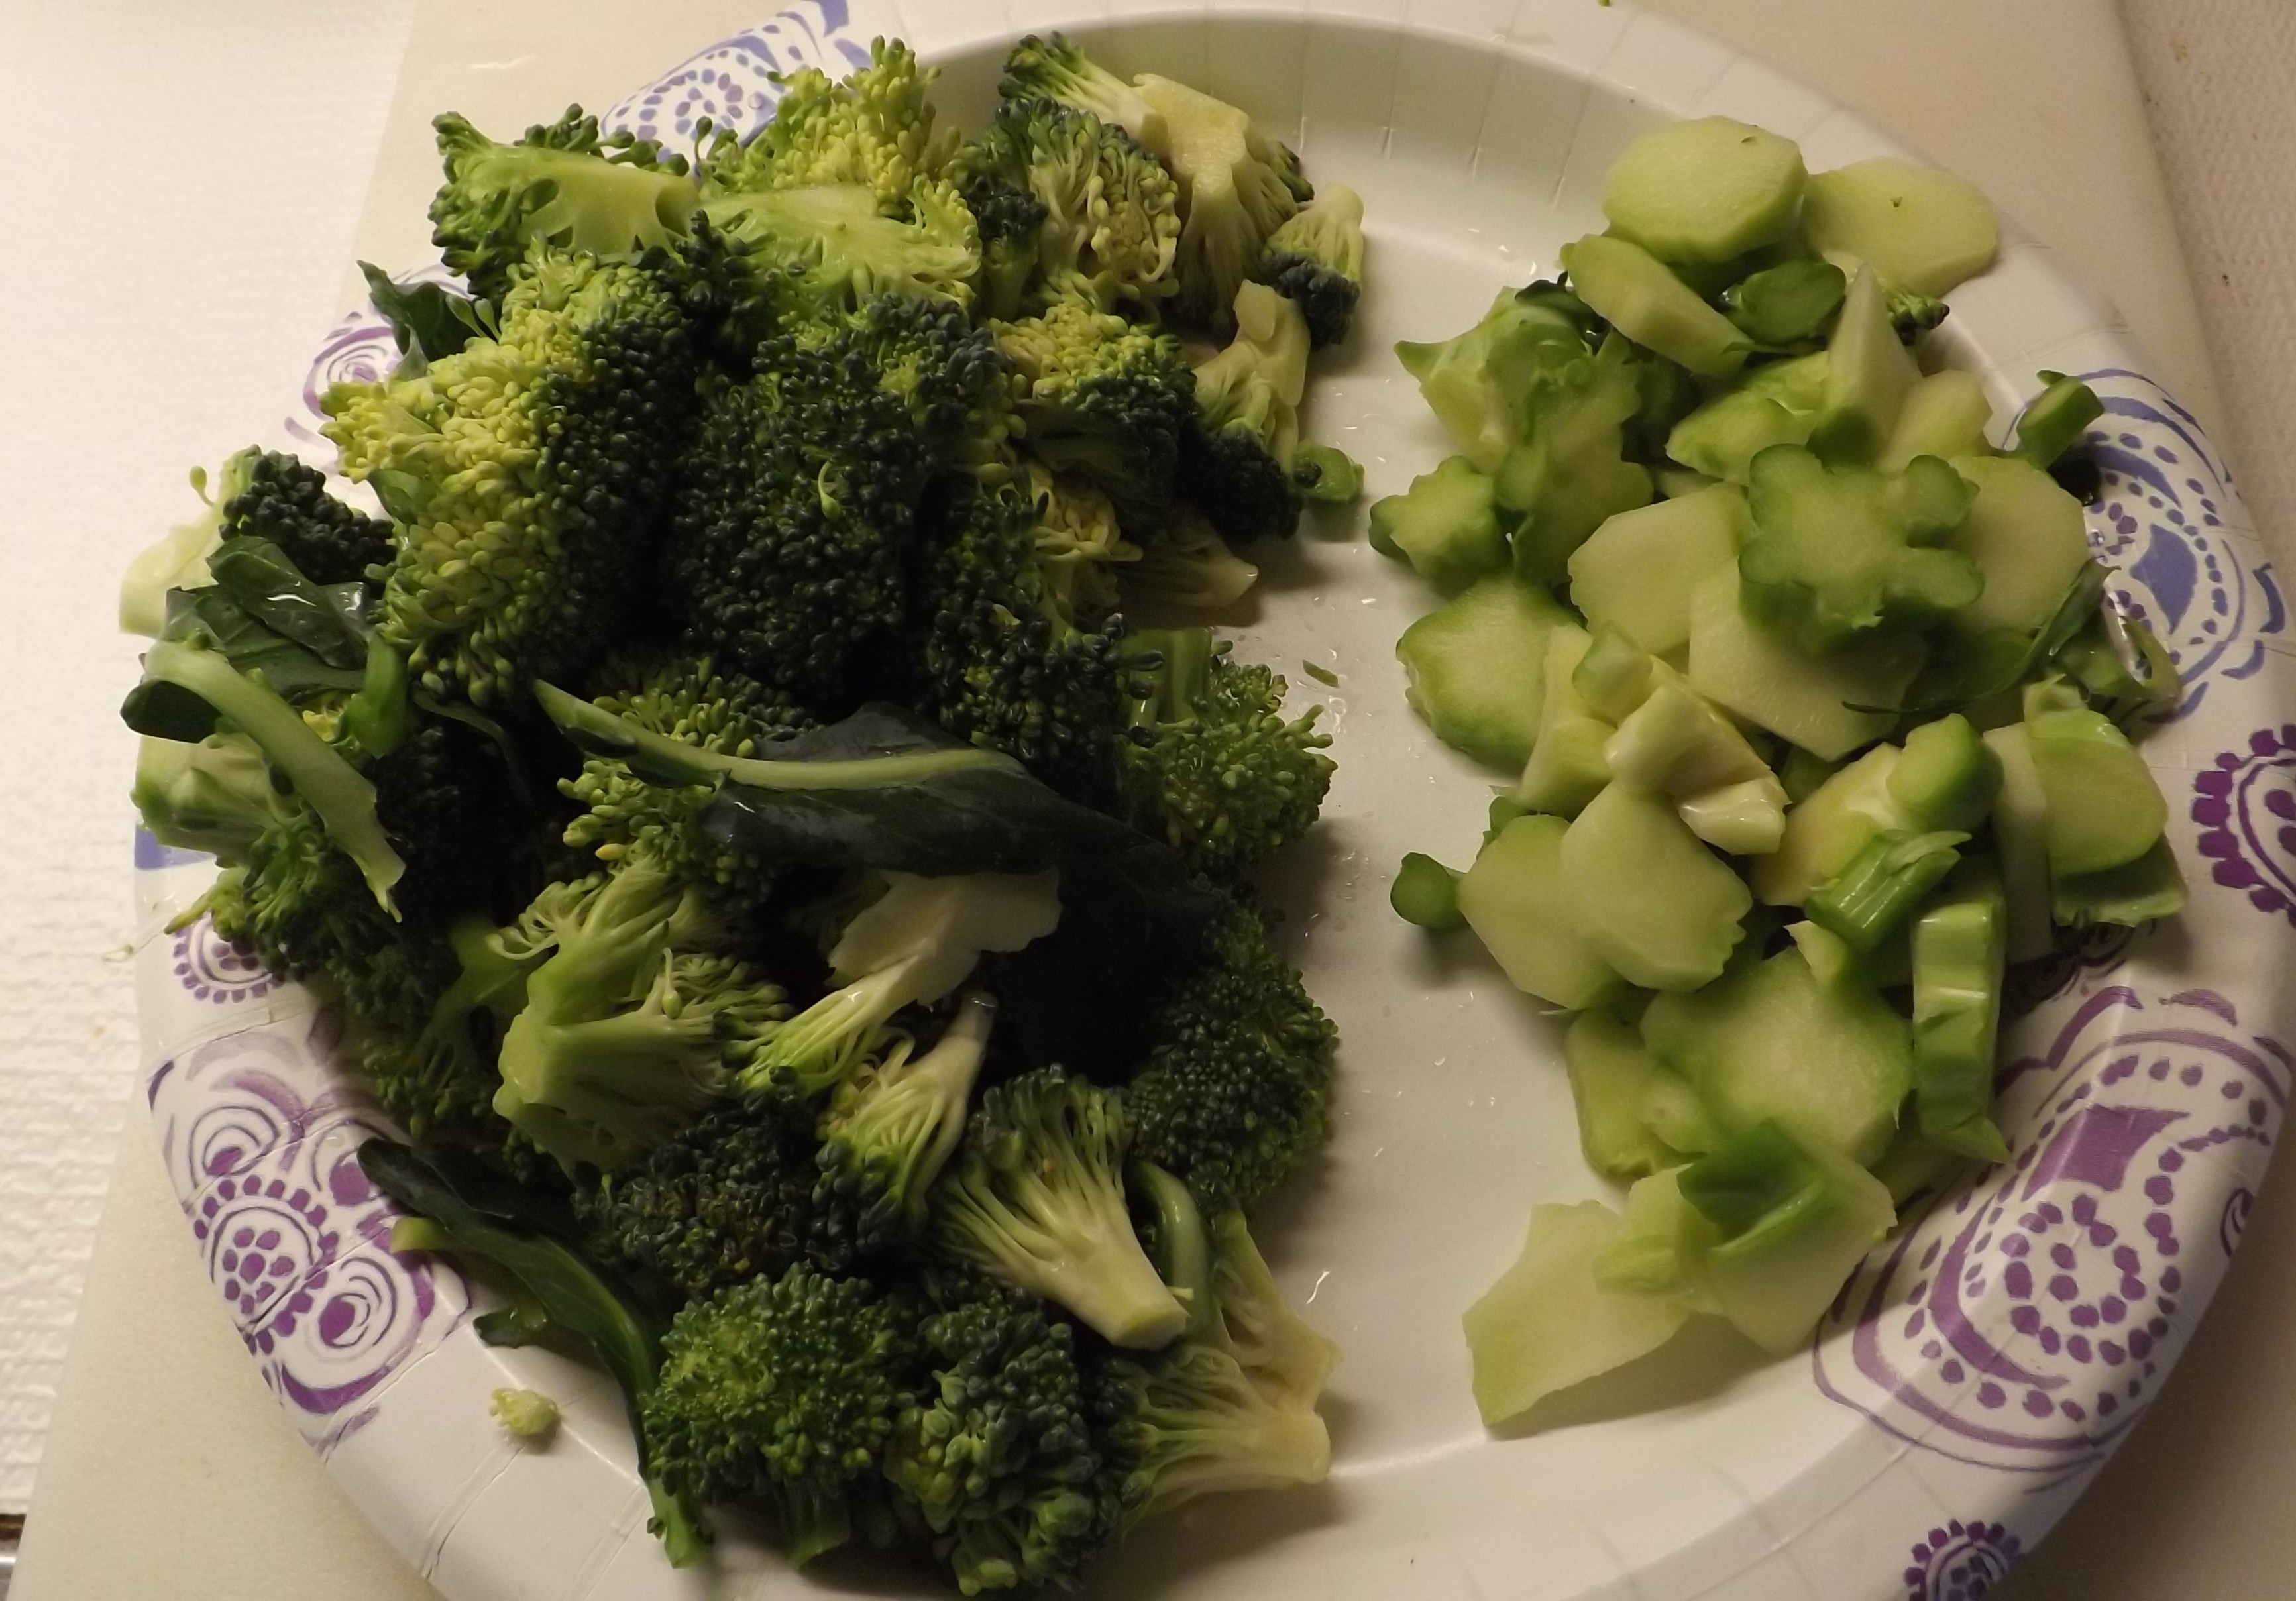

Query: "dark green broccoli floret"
(644, 1265), (920, 1566)
(1175, 282), (1315, 545)
(696, 178), (981, 319)
(887, 1274), (1108, 1594)
(429, 106), (697, 305)
(930, 1066), (1186, 1349)
(1117, 628), (1333, 882)
(953, 97), (1179, 313)
(957, 172), (1050, 322)
(580, 1099), (872, 1297)
(1252, 184), (1363, 348)
(1126, 894), (1337, 1212)
(323, 251), (696, 708)
(993, 298), (1194, 519)
(816, 990), (999, 1248)
(699, 38), (951, 210)
(214, 449), (392, 586)
(997, 34), (1164, 149)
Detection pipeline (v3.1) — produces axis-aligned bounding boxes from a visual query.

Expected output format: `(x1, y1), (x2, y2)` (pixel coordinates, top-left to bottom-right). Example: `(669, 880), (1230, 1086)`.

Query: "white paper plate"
(131, 3), (2295, 1597)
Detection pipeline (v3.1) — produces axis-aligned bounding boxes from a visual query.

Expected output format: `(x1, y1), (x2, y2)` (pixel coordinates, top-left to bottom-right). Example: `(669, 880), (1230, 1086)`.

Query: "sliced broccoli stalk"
(816, 989), (998, 1239)
(1558, 233), (1749, 380)
(1253, 184), (1364, 346)
(1517, 625), (1615, 819)
(2052, 837), (2187, 930)
(1294, 441), (1362, 504)
(1804, 829), (1968, 952)
(1368, 456), (1509, 586)
(1600, 115), (1806, 264)
(1888, 713), (1998, 832)
(131, 732), (284, 863)
(1739, 446), (1982, 652)
(1563, 1011), (1688, 1180)
(1495, 334), (1655, 582)
(934, 1067), (1187, 1349)
(1722, 260), (1847, 349)
(1397, 283), (1597, 472)
(1560, 782), (1752, 993)
(999, 32), (1166, 148)
(1132, 74), (1302, 331)
(2011, 370), (2106, 469)
(1910, 866), (2010, 1162)
(2024, 688), (2169, 875)
(1389, 852), (1465, 930)
(125, 638), (405, 911)
(1591, 1166), (1725, 1305)
(698, 180), (981, 312)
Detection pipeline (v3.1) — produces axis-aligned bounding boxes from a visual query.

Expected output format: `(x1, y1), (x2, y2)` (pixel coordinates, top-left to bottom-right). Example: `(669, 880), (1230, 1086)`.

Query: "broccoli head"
(930, 1066), (1187, 1349)
(1130, 75), (1303, 333)
(1020, 460), (1138, 630)
(993, 298), (1193, 518)
(1176, 282), (1315, 545)
(324, 250), (696, 707)
(1125, 893), (1337, 1212)
(816, 990), (1000, 1248)
(887, 1274), (1108, 1594)
(697, 176), (981, 319)
(644, 1264), (920, 1566)
(1117, 628), (1333, 881)
(214, 448), (392, 586)
(1252, 183), (1364, 348)
(429, 107), (698, 305)
(702, 37), (952, 209)
(997, 34), (1165, 150)
(957, 171), (1050, 323)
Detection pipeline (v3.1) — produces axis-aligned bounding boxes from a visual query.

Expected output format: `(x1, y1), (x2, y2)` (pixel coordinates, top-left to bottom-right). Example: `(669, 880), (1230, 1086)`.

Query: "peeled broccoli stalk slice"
(1396, 575), (1570, 768)
(1369, 455), (1509, 584)
(1572, 627), (1657, 724)
(1759, 726), (1990, 907)
(1810, 265), (1922, 466)
(1689, 564), (1924, 761)
(1938, 454), (2097, 639)
(1983, 723), (2057, 962)
(2053, 836), (2187, 930)
(1601, 115), (1807, 264)
(698, 181), (981, 311)
(2010, 370), (2107, 470)
(126, 639), (404, 912)
(1254, 184), (1364, 347)
(1565, 1011), (1688, 1179)
(1496, 335), (1657, 582)
(934, 1068), (1187, 1349)
(131, 732), (283, 863)
(359, 1139), (710, 1565)
(2026, 696), (2168, 875)
(1517, 626), (1615, 818)
(1643, 947), (1910, 1166)
(1592, 1167), (1725, 1307)
(1805, 829), (1968, 952)
(1890, 714), (1999, 832)
(1133, 74), (1300, 332)
(1722, 260), (1846, 348)
(1462, 1201), (1692, 1426)
(1801, 156), (1999, 298)
(1676, 1120), (1896, 1355)
(818, 991), (998, 1240)
(1560, 783), (1751, 993)
(1603, 669), (1774, 800)
(1878, 370), (1993, 473)
(1911, 870), (2010, 1162)
(1739, 446), (1981, 652)
(1460, 814), (1623, 1011)
(1390, 851), (1465, 930)
(1558, 234), (1749, 380)
(1397, 285), (1598, 472)
(1567, 484), (1747, 659)
(1639, 1066), (1728, 1157)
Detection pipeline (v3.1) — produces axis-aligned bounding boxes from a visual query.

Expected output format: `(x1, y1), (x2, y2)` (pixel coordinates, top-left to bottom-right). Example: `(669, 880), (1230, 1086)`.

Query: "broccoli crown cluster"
(702, 38), (951, 209)
(214, 449), (393, 586)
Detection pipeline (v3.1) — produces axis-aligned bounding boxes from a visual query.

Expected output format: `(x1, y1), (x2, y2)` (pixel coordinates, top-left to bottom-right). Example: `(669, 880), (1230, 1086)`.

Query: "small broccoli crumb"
(490, 1386), (562, 1441)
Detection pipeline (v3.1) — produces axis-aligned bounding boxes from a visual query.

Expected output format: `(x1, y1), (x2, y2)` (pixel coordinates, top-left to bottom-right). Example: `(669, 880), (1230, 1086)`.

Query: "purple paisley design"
(2193, 724), (2296, 924)
(602, 1), (869, 146)
(2064, 369), (2281, 718)
(1904, 1520), (2022, 1601)
(2002, 924), (2140, 1021)
(172, 916), (280, 1004)
(147, 1017), (468, 1451)
(1815, 985), (2287, 1476)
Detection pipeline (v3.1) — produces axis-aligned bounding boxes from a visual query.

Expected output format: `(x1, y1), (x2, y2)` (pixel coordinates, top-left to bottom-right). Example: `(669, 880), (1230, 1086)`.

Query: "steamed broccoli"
(816, 990), (1001, 1245)
(697, 178), (981, 319)
(1117, 628), (1333, 881)
(700, 38), (952, 210)
(214, 449), (392, 586)
(1252, 184), (1364, 348)
(1126, 894), (1337, 1212)
(1119, 504), (1260, 612)
(429, 107), (698, 305)
(887, 1274), (1108, 1594)
(1177, 282), (1314, 545)
(644, 1264), (920, 1566)
(324, 250), (695, 707)
(1020, 461), (1139, 628)
(997, 34), (1165, 150)
(993, 298), (1194, 517)
(931, 1066), (1187, 1349)
(1130, 76), (1305, 332)
(957, 171), (1050, 323)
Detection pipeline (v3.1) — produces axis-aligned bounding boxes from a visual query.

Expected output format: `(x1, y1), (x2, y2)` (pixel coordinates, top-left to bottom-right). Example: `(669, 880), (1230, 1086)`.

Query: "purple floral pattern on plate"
(1816, 985), (2287, 1476)
(1904, 1519), (2022, 1601)
(602, 0), (870, 146)
(171, 917), (280, 1004)
(2193, 724), (2296, 924)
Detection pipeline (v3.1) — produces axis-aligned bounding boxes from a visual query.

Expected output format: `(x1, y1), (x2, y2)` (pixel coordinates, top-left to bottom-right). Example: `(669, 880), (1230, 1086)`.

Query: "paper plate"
(130, 3), (2293, 1596)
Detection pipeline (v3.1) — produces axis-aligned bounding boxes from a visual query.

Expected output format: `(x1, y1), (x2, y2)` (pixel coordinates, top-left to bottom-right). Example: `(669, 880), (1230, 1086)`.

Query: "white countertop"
(10, 1), (2291, 1596)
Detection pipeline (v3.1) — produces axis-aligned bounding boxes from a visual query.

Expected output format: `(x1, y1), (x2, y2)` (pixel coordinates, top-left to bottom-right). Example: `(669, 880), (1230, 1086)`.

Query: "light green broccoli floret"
(702, 37), (954, 209)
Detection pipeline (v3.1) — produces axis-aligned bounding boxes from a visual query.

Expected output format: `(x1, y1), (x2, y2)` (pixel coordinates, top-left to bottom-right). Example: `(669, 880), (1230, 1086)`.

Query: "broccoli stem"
(1804, 830), (1967, 952)
(740, 960), (918, 1097)
(1134, 1161), (1216, 1338)
(829, 991), (997, 1222)
(139, 637), (406, 912)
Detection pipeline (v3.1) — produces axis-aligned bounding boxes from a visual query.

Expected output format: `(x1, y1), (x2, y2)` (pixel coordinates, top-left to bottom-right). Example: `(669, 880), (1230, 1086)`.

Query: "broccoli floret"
(352, 908), (551, 1147)
(644, 1264), (920, 1566)
(429, 107), (698, 305)
(700, 38), (952, 211)
(1130, 76), (1303, 333)
(324, 251), (696, 707)
(997, 34), (1165, 150)
(580, 1099), (874, 1297)
(954, 97), (1179, 313)
(697, 178), (981, 318)
(1020, 461), (1138, 629)
(1176, 282), (1313, 545)
(215, 449), (392, 586)
(993, 298), (1193, 518)
(738, 873), (1058, 1103)
(905, 480), (1129, 795)
(1888, 283), (1951, 343)
(1117, 629), (1333, 881)
(665, 294), (1003, 705)
(1252, 184), (1363, 348)
(488, 852), (789, 1172)
(131, 731), (283, 863)
(1126, 895), (1336, 1212)
(1089, 1210), (1334, 1532)
(887, 1274), (1107, 1594)
(817, 990), (999, 1247)
(957, 172), (1050, 323)
(930, 1066), (1186, 1349)
(1120, 504), (1260, 612)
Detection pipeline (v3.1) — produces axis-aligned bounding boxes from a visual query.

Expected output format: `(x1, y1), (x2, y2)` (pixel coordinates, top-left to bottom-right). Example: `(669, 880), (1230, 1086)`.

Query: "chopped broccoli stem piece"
(2011, 370), (2106, 469)
(1390, 852), (1464, 930)
(1369, 456), (1509, 586)
(1396, 284), (1597, 474)
(1910, 868), (2010, 1162)
(1495, 334), (1657, 582)
(1805, 829), (1968, 953)
(1601, 115), (1806, 264)
(2025, 694), (2168, 875)
(2052, 836), (2187, 930)
(1722, 260), (1847, 348)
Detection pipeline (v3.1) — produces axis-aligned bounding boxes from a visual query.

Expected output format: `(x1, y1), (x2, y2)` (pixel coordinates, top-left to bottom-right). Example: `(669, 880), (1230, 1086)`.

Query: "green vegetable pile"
(119, 34), (1364, 1588)
(1376, 118), (2182, 1423)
